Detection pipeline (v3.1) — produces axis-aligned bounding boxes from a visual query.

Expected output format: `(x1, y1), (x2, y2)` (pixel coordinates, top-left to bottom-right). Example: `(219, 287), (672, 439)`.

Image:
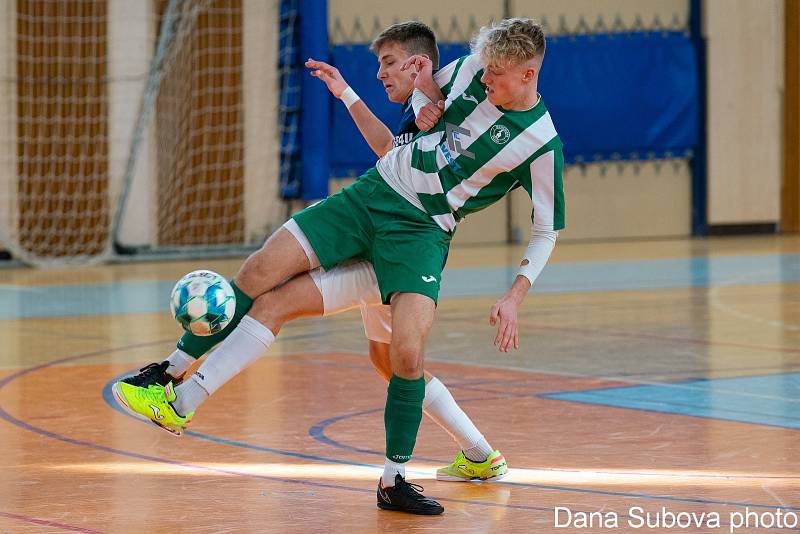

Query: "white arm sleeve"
(411, 54), (476, 115)
(411, 88), (433, 115)
(517, 225), (557, 286)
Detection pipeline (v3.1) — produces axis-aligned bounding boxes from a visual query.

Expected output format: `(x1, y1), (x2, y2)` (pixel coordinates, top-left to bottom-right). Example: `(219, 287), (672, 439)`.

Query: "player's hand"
(401, 54), (433, 86)
(416, 100), (444, 131)
(489, 294), (522, 352)
(305, 58), (348, 98)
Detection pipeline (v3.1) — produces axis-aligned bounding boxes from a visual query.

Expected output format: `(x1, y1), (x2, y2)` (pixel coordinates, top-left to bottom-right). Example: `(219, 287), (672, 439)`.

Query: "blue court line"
(97, 362), (800, 512)
(0, 350), (549, 514)
(3, 252), (800, 320)
(544, 373), (800, 430)
(0, 346), (797, 514)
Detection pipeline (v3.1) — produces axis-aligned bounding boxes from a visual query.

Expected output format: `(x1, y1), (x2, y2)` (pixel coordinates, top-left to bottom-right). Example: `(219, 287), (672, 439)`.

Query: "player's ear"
(523, 67), (536, 82)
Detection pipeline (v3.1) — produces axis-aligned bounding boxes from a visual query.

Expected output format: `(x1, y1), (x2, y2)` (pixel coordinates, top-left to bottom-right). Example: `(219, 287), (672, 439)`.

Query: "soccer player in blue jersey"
(116, 18), (562, 515)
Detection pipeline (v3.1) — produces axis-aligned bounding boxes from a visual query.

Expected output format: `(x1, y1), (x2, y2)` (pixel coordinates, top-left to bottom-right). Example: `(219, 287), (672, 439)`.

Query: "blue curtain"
(328, 31), (698, 176)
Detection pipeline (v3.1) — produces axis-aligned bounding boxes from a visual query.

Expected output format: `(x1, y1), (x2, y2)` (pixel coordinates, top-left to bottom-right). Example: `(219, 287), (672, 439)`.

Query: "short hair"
(370, 21), (440, 69)
(470, 18), (545, 68)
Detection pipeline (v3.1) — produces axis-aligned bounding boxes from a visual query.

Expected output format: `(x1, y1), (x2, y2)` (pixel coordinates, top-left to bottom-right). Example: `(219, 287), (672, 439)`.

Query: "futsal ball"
(170, 270), (236, 336)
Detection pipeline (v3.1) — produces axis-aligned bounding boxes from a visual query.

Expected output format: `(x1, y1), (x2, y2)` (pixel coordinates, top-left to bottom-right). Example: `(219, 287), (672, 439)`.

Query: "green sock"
(384, 374), (425, 463)
(177, 280), (254, 359)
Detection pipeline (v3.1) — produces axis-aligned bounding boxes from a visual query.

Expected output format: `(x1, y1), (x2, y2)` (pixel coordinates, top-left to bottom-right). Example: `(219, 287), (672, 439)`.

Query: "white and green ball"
(170, 270), (236, 336)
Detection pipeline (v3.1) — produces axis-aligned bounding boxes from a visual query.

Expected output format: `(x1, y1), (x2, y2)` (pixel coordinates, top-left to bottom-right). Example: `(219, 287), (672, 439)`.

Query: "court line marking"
(307, 393), (800, 482)
(3, 345), (799, 516)
(0, 349), (549, 514)
(99, 359), (800, 511)
(709, 270), (800, 332)
(433, 356), (800, 405)
(0, 511), (103, 534)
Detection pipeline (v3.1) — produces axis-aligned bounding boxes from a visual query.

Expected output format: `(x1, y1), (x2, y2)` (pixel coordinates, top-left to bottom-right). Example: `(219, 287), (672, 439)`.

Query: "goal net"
(0, 0), (283, 266)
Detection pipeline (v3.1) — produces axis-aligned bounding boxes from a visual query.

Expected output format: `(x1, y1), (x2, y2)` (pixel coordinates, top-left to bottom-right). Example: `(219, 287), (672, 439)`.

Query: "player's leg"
(363, 179), (449, 513)
(367, 340), (393, 382)
(172, 177), (376, 361)
(112, 261), (385, 434)
(166, 272), (326, 418)
(377, 292), (443, 514)
(119, 173), (375, 388)
(364, 328), (507, 482)
(119, 220), (321, 389)
(112, 181), (379, 434)
(112, 270), (325, 434)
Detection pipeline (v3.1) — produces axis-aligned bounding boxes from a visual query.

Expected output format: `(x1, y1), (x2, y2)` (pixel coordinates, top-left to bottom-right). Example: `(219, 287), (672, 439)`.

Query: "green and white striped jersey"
(376, 53), (565, 233)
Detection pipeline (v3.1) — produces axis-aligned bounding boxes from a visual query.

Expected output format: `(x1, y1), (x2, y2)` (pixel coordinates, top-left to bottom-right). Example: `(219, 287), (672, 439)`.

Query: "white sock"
(382, 458), (406, 487)
(173, 316), (275, 415)
(464, 437), (494, 463)
(165, 349), (194, 378)
(172, 375), (208, 416)
(423, 377), (493, 462)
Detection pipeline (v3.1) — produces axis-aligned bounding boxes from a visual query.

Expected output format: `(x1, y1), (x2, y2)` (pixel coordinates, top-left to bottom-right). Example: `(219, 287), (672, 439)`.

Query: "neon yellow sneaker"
(436, 450), (508, 482)
(112, 381), (193, 436)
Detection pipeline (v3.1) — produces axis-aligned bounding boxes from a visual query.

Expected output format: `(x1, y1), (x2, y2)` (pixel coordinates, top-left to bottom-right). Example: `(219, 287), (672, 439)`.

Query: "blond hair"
(470, 18), (545, 67)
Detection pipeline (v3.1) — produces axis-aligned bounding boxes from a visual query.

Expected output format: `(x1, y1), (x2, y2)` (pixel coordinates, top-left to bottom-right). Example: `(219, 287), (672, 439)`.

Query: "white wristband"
(340, 86), (360, 109)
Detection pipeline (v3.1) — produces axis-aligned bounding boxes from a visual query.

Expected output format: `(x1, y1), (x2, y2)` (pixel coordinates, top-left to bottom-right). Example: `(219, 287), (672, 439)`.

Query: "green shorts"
(292, 168), (452, 304)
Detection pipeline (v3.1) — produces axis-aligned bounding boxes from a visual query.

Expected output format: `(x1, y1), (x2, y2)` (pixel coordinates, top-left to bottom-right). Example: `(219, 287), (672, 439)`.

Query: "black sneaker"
(377, 474), (444, 515)
(120, 361), (176, 388)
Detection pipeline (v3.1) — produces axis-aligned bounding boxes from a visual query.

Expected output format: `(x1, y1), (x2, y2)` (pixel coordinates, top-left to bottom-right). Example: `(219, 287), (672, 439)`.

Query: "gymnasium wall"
(0, 1), (788, 260)
(327, 0), (785, 242)
(327, 0), (697, 243)
(705, 0), (782, 227)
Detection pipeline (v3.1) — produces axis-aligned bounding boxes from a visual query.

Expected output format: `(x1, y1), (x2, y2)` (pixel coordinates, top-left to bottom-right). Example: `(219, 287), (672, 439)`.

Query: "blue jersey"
(392, 98), (419, 147)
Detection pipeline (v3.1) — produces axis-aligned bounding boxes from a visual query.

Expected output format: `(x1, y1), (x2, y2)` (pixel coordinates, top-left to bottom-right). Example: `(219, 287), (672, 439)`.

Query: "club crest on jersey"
(490, 124), (510, 145)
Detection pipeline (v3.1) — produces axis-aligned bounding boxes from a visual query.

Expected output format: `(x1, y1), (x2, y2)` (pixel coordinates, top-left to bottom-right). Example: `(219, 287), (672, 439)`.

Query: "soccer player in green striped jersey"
(112, 18), (562, 515)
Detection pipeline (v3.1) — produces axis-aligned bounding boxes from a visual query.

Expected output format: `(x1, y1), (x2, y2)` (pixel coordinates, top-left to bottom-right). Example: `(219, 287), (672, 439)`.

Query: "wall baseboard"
(706, 223), (777, 236)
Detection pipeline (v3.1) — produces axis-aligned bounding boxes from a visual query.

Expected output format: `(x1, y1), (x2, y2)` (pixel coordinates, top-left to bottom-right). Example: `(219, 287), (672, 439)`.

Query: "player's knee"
(248, 290), (290, 333)
(236, 229), (303, 289)
(235, 251), (267, 292)
(390, 344), (424, 379)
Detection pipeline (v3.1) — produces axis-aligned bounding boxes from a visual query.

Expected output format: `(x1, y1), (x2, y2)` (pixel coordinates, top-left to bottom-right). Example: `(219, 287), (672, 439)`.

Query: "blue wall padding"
(298, 0), (330, 199)
(325, 32), (698, 177)
(541, 32), (698, 163)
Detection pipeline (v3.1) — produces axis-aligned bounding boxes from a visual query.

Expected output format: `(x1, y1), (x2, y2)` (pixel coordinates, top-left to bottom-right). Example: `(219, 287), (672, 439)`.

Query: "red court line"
(0, 511), (104, 533)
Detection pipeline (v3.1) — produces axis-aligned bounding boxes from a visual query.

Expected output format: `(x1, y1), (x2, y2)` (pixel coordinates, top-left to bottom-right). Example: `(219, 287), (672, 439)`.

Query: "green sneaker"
(112, 381), (193, 436)
(436, 450), (508, 482)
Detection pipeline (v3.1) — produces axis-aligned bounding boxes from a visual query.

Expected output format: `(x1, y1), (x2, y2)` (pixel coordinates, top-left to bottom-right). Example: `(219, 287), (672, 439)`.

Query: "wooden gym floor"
(1, 235), (799, 533)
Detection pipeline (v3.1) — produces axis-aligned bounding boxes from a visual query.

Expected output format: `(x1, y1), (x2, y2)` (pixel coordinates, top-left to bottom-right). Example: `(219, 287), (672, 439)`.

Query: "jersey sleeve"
(434, 54), (482, 98)
(527, 140), (565, 232)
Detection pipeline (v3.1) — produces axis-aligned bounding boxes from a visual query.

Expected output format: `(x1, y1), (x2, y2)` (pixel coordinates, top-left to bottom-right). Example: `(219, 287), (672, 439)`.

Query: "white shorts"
(284, 219), (392, 344)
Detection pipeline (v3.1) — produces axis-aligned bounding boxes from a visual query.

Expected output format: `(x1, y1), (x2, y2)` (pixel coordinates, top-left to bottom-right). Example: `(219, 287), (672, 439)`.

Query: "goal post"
(0, 0), (285, 267)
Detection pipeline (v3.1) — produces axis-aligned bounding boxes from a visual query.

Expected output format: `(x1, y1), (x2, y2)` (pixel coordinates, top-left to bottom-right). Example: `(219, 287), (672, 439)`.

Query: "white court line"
(709, 269), (800, 332)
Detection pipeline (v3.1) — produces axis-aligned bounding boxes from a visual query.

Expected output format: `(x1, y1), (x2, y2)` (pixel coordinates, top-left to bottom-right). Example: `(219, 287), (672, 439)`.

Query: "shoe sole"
(111, 382), (183, 437)
(436, 471), (508, 483)
(377, 502), (444, 515)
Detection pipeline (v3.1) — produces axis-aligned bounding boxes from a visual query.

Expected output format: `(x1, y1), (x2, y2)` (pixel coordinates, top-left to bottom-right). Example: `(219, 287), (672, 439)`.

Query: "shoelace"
(138, 362), (168, 375)
(399, 480), (425, 495)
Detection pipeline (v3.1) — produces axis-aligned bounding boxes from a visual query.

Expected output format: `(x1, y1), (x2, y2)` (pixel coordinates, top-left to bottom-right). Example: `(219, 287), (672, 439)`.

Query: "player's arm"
(305, 58), (395, 157)
(401, 55), (444, 104)
(490, 144), (565, 352)
(490, 227), (557, 352)
(400, 54), (446, 131)
(406, 54), (479, 131)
